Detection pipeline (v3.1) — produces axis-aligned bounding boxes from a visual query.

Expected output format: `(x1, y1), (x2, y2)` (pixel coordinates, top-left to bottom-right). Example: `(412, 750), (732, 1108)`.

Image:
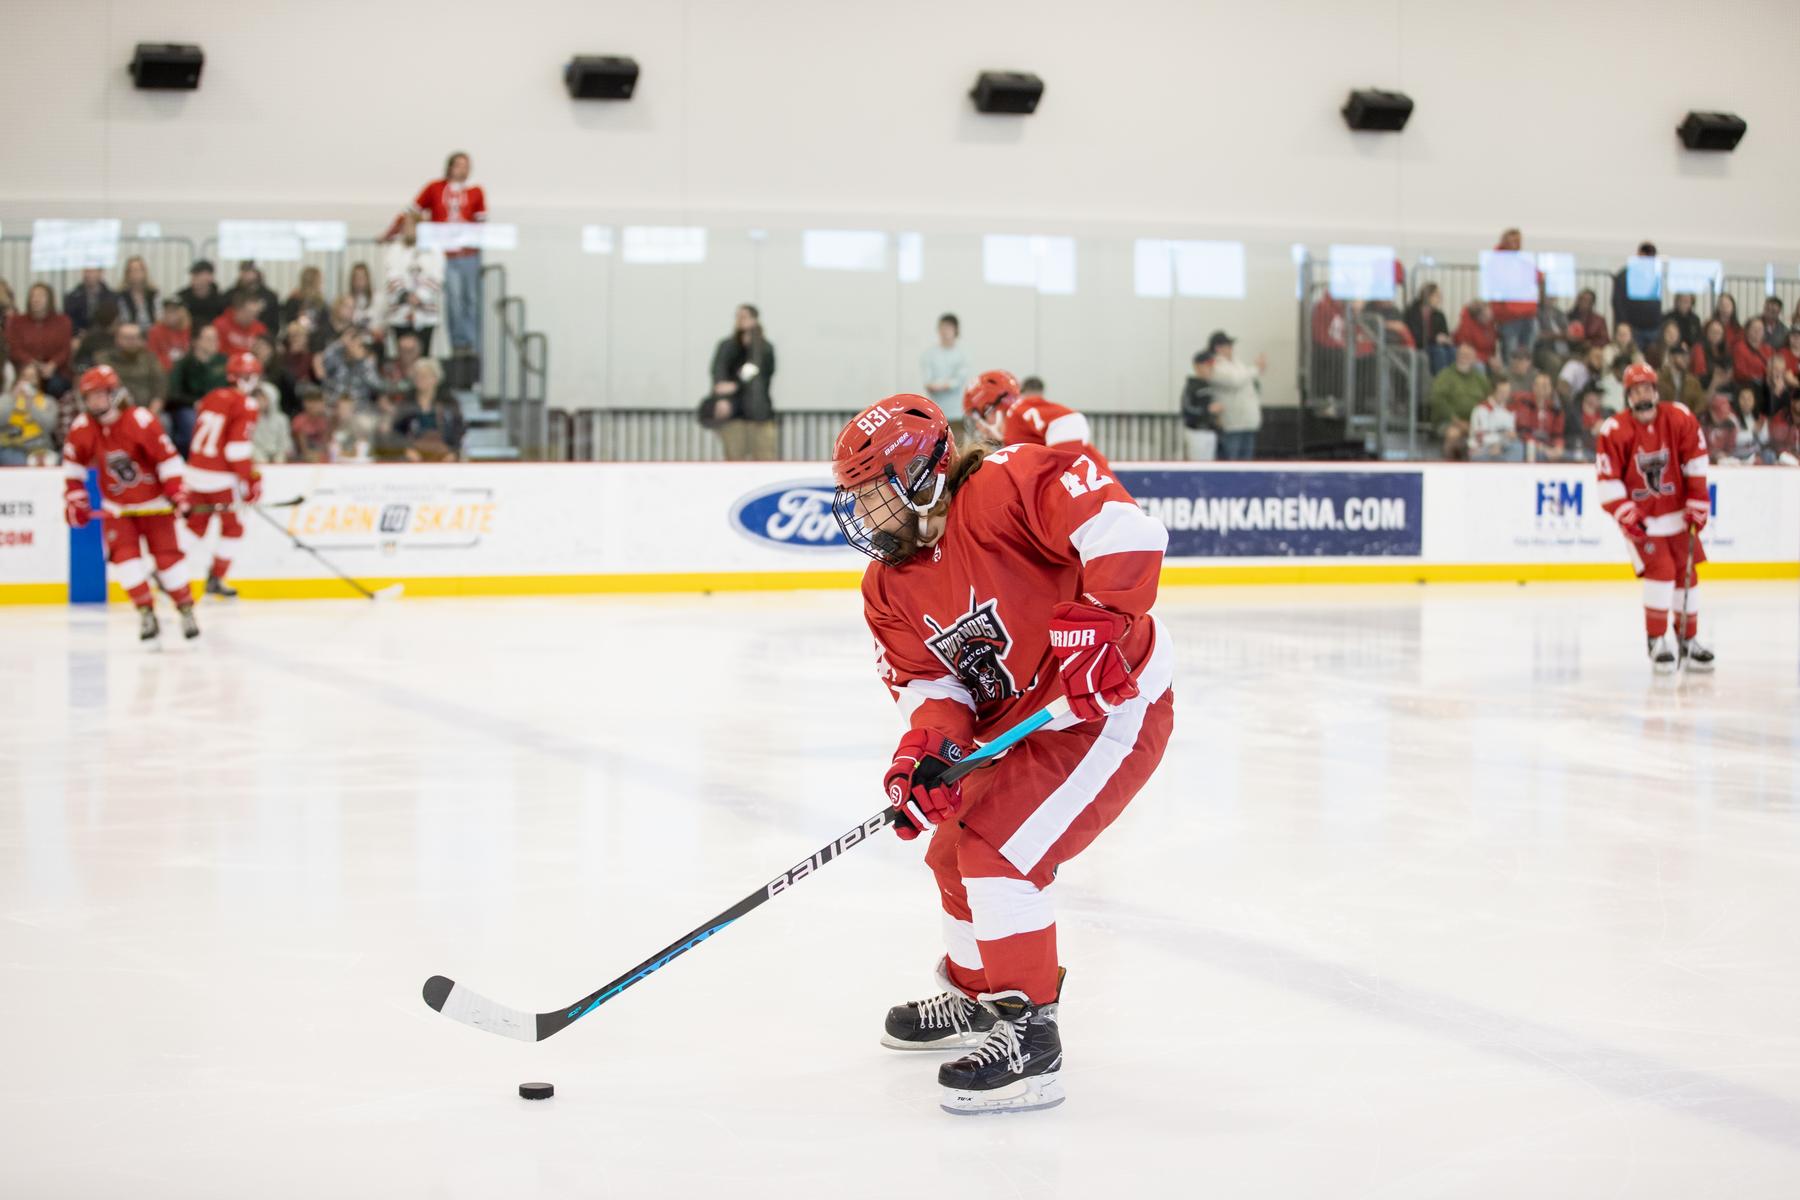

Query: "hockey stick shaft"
(422, 697), (1070, 1042)
(110, 496), (306, 517)
(248, 503), (382, 600)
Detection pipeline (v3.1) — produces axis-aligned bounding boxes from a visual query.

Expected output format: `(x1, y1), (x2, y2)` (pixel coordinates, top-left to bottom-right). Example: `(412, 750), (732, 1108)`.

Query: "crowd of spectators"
(1, 151), (485, 468)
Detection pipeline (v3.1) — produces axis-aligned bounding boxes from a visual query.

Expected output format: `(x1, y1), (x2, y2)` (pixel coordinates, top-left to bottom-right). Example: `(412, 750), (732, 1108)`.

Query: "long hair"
(927, 445), (987, 517)
(444, 151), (469, 178)
(733, 303), (763, 354)
(25, 281), (56, 316)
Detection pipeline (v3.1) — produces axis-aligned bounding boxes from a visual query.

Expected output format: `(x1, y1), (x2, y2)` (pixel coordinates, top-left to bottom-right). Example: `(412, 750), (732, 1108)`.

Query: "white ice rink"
(3, 581), (1799, 1198)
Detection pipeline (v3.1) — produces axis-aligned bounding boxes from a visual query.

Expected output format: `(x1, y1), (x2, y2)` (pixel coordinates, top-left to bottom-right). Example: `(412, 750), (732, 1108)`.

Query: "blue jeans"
(1499, 318), (1536, 360)
(444, 253), (483, 352)
(163, 405), (197, 457)
(1219, 430), (1258, 460)
(1426, 343), (1455, 374)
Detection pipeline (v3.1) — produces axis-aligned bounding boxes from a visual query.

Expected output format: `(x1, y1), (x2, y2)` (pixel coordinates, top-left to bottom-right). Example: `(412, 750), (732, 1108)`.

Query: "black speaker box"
(1342, 89), (1413, 132)
(1676, 111), (1746, 152)
(970, 72), (1043, 115)
(565, 56), (639, 101)
(130, 44), (204, 91)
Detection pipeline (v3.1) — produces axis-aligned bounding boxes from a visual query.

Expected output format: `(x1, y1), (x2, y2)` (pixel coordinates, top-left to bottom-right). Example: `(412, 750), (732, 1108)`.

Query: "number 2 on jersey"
(192, 410), (227, 459)
(1058, 455), (1112, 498)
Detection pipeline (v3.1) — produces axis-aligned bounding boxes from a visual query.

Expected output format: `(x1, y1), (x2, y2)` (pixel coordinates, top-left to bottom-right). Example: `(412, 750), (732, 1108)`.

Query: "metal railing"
(0, 235), (199, 311)
(1722, 275), (1798, 323)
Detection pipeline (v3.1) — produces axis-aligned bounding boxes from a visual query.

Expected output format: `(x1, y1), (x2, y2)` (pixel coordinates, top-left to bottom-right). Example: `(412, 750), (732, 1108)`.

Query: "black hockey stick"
(248, 503), (403, 601)
(422, 697), (1072, 1043)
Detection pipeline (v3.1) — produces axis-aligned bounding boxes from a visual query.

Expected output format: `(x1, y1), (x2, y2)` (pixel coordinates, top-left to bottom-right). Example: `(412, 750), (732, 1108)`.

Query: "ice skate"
(1680, 635), (1714, 673)
(137, 606), (160, 643)
(205, 575), (239, 599)
(178, 606), (201, 640)
(1648, 631), (1679, 675)
(938, 989), (1064, 1115)
(882, 959), (995, 1051)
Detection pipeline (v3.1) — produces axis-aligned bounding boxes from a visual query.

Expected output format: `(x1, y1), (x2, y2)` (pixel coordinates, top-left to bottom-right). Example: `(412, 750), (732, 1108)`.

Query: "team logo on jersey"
(729, 481), (849, 551)
(923, 591), (1017, 705)
(103, 451), (142, 493)
(1631, 447), (1674, 500)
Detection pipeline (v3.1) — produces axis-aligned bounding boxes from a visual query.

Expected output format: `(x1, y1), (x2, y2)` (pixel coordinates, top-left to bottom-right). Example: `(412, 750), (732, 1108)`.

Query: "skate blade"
(939, 1073), (1065, 1115)
(1682, 661), (1714, 674)
(1652, 661), (1678, 676)
(881, 1030), (989, 1052)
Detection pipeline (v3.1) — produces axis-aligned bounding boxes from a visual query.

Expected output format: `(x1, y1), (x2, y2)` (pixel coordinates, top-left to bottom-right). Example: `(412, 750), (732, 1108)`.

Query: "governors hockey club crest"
(923, 591), (1017, 705)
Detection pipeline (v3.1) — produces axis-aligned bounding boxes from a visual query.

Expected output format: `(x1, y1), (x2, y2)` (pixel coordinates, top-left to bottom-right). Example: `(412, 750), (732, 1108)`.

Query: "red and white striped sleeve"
(861, 569), (978, 744)
(60, 418), (93, 496)
(1675, 405), (1709, 521)
(226, 394), (258, 482)
(1015, 446), (1167, 618)
(1592, 417), (1629, 517)
(130, 407), (185, 490)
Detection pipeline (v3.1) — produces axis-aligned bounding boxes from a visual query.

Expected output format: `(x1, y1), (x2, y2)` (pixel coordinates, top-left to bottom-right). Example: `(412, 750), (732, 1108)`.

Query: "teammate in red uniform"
(184, 351), (264, 598)
(961, 370), (1096, 457)
(1594, 362), (1713, 672)
(61, 366), (200, 642)
(831, 395), (1173, 1114)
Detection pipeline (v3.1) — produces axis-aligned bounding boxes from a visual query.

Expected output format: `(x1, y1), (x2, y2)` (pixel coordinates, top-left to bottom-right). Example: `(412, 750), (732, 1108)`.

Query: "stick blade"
(373, 584), (405, 601)
(421, 975), (539, 1041)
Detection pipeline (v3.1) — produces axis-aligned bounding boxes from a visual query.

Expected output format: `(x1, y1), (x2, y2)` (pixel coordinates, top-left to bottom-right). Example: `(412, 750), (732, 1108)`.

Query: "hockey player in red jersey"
(961, 369), (1098, 458)
(61, 366), (200, 642)
(184, 351), (264, 597)
(831, 395), (1173, 1114)
(1594, 362), (1713, 672)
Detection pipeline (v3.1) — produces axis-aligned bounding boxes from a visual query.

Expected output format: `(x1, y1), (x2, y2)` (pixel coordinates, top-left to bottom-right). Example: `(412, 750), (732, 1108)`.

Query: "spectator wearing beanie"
(177, 260), (228, 329)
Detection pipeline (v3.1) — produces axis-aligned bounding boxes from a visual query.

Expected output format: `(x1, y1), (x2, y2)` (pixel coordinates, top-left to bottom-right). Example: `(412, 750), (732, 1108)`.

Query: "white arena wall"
(3, 463), (1794, 603)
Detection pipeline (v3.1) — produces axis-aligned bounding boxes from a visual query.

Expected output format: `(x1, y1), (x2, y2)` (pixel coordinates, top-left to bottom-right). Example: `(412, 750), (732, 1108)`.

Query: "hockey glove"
(1612, 501), (1649, 545)
(163, 481), (191, 518)
(63, 488), (91, 528)
(1684, 498), (1709, 531)
(1048, 600), (1138, 722)
(242, 472), (263, 504)
(884, 728), (968, 840)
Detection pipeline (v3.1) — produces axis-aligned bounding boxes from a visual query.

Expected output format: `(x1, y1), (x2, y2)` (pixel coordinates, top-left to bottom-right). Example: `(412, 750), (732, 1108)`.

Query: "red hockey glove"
(1612, 501), (1649, 545)
(1684, 499), (1709, 531)
(884, 728), (968, 840)
(1048, 600), (1138, 722)
(242, 472), (263, 504)
(64, 488), (91, 529)
(163, 481), (191, 518)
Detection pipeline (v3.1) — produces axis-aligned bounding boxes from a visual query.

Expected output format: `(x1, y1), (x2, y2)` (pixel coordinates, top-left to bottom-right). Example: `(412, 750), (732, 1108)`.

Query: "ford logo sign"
(729, 481), (850, 550)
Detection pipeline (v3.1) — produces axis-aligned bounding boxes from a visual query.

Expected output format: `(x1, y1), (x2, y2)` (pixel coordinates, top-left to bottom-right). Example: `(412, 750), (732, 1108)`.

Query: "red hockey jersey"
(861, 443), (1171, 747)
(185, 385), (259, 493)
(1594, 401), (1708, 536)
(60, 406), (185, 514)
(1002, 395), (1092, 452)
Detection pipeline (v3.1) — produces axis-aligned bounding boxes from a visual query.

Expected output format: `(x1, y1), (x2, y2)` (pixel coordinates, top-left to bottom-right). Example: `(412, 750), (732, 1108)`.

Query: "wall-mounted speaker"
(565, 56), (639, 101)
(1342, 89), (1413, 132)
(1676, 111), (1746, 152)
(970, 72), (1043, 115)
(130, 44), (204, 91)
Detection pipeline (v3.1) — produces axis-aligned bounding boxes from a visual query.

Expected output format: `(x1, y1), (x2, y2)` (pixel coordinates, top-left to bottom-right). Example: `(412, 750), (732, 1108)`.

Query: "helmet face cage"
(831, 436), (949, 565)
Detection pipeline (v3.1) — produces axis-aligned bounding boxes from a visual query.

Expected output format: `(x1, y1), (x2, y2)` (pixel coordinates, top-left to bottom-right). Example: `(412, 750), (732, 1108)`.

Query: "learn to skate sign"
(1122, 469), (1424, 557)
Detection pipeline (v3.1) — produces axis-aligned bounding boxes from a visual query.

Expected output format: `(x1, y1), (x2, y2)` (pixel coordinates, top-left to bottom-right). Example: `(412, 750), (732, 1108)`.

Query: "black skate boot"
(883, 959), (995, 1051)
(137, 606), (160, 642)
(1680, 635), (1714, 673)
(178, 605), (201, 640)
(1648, 631), (1678, 675)
(205, 575), (239, 599)
(938, 977), (1066, 1115)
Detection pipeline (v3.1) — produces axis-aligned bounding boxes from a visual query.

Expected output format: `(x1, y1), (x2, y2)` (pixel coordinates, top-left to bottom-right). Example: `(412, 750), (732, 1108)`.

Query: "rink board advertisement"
(1, 461), (1794, 602)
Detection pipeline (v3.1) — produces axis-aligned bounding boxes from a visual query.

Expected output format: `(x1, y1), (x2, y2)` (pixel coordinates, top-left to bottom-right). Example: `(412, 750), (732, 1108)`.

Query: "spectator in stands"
(1574, 385), (1607, 454)
(1452, 300), (1499, 369)
(1, 364), (59, 465)
(1309, 292), (1376, 410)
(1598, 356), (1628, 414)
(1702, 392), (1739, 465)
(1604, 321), (1639, 370)
(213, 295), (268, 358)
(332, 393), (379, 462)
(147, 299), (190, 371)
(1403, 282), (1453, 374)
(74, 300), (122, 372)
(1767, 394), (1800, 465)
(0, 279), (16, 328)
(1470, 378), (1522, 461)
(310, 294), (356, 357)
(1504, 346), (1536, 394)
(227, 261), (279, 330)
(274, 323), (320, 417)
(177, 259), (228, 329)
(1779, 324), (1800, 389)
(1515, 372), (1567, 461)
(709, 303), (778, 461)
(1733, 316), (1774, 399)
(290, 385), (333, 463)
(383, 213), (445, 355)
(280, 266), (329, 333)
(1762, 297), (1788, 348)
(6, 283), (74, 399)
(251, 385), (294, 464)
(346, 262), (378, 333)
(62, 268), (116, 335)
(115, 256), (158, 328)
(1725, 387), (1765, 462)
(1692, 319), (1731, 386)
(1566, 288), (1607, 350)
(1612, 241), (1663, 350)
(1711, 293), (1743, 350)
(99, 324), (167, 414)
(395, 359), (465, 462)
(380, 332), (425, 405)
(1532, 287), (1571, 374)
(1206, 332), (1263, 461)
(320, 329), (381, 407)
(1179, 350), (1217, 461)
(1428, 342), (1487, 446)
(1489, 228), (1539, 359)
(1658, 339), (1704, 411)
(921, 313), (969, 412)
(1766, 352), (1795, 421)
(248, 334), (285, 443)
(1665, 292), (1703, 350)
(413, 151), (487, 359)
(166, 323), (226, 452)
(1557, 341), (1604, 405)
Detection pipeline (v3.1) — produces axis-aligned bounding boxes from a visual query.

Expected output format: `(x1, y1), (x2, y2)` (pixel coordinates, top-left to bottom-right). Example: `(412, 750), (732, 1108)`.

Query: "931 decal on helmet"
(923, 591), (1017, 704)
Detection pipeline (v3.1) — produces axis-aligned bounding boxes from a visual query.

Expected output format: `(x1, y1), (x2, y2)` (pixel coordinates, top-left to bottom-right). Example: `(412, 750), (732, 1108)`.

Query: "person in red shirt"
(832, 396), (1171, 1115)
(211, 295), (267, 358)
(1711, 293), (1744, 352)
(1487, 228), (1542, 360)
(1731, 316), (1774, 391)
(61, 365), (199, 642)
(183, 352), (265, 598)
(5, 282), (74, 397)
(413, 150), (488, 356)
(1594, 362), (1711, 673)
(146, 299), (191, 371)
(1514, 372), (1567, 460)
(1453, 301), (1500, 369)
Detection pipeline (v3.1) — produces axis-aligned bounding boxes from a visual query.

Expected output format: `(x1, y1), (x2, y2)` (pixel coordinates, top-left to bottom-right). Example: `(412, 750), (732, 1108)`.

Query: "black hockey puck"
(519, 1082), (554, 1101)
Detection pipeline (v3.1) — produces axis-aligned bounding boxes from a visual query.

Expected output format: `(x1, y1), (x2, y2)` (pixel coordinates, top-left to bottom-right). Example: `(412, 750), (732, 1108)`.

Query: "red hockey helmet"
(227, 351), (262, 384)
(831, 395), (956, 565)
(78, 364), (127, 422)
(1622, 361), (1657, 392)
(961, 369), (1020, 419)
